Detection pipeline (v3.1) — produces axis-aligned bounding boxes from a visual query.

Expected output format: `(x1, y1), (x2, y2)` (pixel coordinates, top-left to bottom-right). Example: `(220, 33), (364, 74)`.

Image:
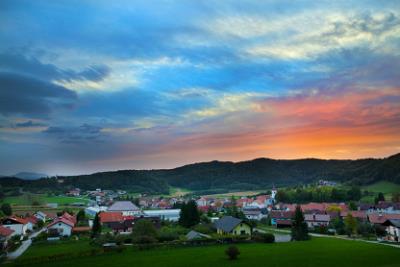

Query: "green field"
(19, 240), (92, 259)
(362, 181), (400, 194)
(1, 193), (89, 206)
(360, 181), (400, 203)
(10, 238), (400, 267)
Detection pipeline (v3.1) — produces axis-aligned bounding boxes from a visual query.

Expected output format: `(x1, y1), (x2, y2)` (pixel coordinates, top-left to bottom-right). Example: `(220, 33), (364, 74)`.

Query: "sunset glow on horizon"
(1, 1), (399, 175)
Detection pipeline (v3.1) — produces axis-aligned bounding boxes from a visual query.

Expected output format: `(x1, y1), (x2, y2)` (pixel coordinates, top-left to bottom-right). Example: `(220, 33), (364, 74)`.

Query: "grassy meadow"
(0, 193), (89, 206)
(361, 181), (400, 203)
(9, 237), (400, 267)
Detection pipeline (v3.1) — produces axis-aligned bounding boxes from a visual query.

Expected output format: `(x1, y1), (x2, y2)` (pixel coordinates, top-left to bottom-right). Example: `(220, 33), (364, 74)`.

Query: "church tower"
(271, 184), (277, 200)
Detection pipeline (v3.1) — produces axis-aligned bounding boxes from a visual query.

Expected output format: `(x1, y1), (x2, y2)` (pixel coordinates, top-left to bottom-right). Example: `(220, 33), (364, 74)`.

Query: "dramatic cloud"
(15, 120), (47, 128)
(0, 0), (399, 174)
(0, 72), (77, 117)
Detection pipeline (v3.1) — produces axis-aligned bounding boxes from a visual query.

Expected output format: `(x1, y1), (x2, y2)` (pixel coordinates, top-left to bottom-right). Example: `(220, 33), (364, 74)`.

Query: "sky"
(0, 0), (400, 175)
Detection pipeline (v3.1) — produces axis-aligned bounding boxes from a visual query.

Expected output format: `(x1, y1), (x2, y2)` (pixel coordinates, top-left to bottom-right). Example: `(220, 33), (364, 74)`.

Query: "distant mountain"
(13, 172), (47, 180)
(0, 153), (399, 194)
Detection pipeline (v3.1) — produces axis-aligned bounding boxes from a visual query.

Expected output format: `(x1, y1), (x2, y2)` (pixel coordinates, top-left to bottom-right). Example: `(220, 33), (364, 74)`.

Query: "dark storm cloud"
(0, 72), (77, 117)
(15, 120), (47, 127)
(43, 123), (105, 144)
(0, 53), (110, 83)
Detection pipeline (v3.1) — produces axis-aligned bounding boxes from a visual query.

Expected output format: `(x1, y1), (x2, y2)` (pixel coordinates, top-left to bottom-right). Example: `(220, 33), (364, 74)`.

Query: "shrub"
(225, 245), (240, 260)
(252, 232), (275, 243)
(133, 235), (157, 244)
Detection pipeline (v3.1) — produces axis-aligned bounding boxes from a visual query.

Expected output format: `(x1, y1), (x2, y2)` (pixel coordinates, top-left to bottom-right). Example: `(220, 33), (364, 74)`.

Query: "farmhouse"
(270, 210), (294, 228)
(382, 219), (400, 242)
(0, 225), (14, 249)
(108, 201), (141, 216)
(99, 211), (137, 233)
(243, 208), (265, 221)
(304, 213), (331, 228)
(46, 213), (76, 237)
(1, 217), (29, 236)
(368, 213), (400, 225)
(214, 216), (252, 236)
(47, 218), (75, 237)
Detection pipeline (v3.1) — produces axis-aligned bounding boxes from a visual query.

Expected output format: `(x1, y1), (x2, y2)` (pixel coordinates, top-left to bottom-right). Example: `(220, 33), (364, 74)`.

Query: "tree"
(344, 214), (358, 237)
(291, 205), (309, 241)
(225, 196), (245, 219)
(375, 192), (385, 204)
(392, 192), (400, 202)
(347, 186), (361, 201)
(91, 212), (102, 238)
(132, 219), (158, 244)
(225, 246), (240, 260)
(1, 203), (12, 216)
(331, 217), (345, 235)
(348, 201), (357, 211)
(179, 200), (200, 228)
(76, 209), (86, 223)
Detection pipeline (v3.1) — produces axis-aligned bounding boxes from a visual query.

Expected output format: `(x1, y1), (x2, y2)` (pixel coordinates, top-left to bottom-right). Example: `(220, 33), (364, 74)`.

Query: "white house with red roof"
(0, 225), (15, 249)
(1, 217), (29, 236)
(46, 212), (76, 237)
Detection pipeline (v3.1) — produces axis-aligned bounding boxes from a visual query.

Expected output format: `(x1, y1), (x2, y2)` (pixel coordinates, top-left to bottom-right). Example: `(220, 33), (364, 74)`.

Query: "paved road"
(7, 228), (46, 260)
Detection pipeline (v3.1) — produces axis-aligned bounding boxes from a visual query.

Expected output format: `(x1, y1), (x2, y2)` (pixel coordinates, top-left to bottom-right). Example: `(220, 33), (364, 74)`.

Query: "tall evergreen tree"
(291, 205), (309, 241)
(91, 212), (102, 238)
(179, 200), (200, 228)
(375, 192), (385, 204)
(76, 209), (86, 223)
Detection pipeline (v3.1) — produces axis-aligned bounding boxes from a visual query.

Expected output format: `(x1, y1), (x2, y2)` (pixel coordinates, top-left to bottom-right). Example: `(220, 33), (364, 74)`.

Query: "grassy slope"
(1, 193), (89, 206)
(12, 238), (400, 267)
(360, 181), (400, 203)
(362, 181), (400, 194)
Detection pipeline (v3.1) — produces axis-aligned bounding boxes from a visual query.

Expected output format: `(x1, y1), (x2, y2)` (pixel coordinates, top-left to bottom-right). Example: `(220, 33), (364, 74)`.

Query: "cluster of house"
(268, 201), (400, 242)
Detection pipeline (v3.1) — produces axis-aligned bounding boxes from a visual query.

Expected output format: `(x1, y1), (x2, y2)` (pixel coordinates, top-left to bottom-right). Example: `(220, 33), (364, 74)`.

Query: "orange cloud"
(146, 88), (400, 163)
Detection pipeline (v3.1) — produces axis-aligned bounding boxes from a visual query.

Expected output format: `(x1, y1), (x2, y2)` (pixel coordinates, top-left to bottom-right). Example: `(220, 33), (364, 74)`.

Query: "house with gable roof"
(214, 216), (252, 236)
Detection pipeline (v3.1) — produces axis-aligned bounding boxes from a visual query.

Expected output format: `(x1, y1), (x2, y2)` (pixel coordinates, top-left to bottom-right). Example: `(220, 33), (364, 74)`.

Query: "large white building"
(143, 209), (181, 221)
(108, 201), (141, 216)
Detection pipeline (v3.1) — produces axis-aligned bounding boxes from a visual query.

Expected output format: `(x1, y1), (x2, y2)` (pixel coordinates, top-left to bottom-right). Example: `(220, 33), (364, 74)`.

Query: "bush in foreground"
(225, 245), (240, 260)
(252, 232), (275, 243)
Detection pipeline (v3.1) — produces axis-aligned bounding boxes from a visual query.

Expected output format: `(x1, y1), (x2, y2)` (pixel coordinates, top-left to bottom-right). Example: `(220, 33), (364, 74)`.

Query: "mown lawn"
(10, 237), (400, 267)
(19, 240), (92, 259)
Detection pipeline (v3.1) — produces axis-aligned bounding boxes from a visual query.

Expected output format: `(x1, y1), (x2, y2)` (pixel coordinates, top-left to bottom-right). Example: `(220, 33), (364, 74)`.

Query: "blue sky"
(1, 0), (400, 175)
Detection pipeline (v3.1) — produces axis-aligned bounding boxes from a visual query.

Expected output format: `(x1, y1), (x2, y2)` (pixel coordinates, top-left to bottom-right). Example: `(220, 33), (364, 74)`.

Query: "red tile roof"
(368, 213), (400, 224)
(9, 216), (29, 224)
(61, 212), (76, 224)
(340, 211), (367, 220)
(0, 225), (14, 237)
(99, 212), (123, 223)
(47, 217), (75, 228)
(26, 216), (38, 224)
(270, 210), (294, 219)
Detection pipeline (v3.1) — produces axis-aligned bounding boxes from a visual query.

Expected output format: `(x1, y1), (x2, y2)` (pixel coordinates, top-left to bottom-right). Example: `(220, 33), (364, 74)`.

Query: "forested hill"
(1, 153), (399, 194)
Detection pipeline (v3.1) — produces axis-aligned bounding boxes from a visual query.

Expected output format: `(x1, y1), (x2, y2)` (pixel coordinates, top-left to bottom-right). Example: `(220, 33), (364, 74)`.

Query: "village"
(1, 184), (400, 263)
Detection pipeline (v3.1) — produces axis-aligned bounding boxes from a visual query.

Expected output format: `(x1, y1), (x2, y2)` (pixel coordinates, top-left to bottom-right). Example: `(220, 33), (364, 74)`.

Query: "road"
(255, 227), (400, 248)
(7, 228), (46, 260)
